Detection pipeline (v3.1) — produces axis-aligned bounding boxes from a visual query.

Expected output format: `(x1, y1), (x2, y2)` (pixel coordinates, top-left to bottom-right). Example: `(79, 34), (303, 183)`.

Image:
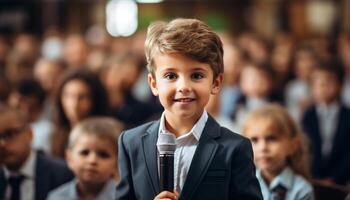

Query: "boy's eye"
(98, 151), (111, 159)
(250, 137), (258, 144)
(164, 73), (177, 80)
(79, 149), (90, 156)
(191, 72), (204, 80)
(266, 135), (278, 142)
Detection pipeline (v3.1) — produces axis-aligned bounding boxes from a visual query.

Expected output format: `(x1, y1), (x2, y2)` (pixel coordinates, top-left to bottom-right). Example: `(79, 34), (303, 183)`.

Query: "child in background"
(301, 61), (350, 185)
(242, 104), (314, 200)
(285, 43), (318, 122)
(233, 61), (275, 131)
(52, 69), (109, 158)
(219, 42), (245, 120)
(100, 53), (161, 128)
(47, 117), (123, 200)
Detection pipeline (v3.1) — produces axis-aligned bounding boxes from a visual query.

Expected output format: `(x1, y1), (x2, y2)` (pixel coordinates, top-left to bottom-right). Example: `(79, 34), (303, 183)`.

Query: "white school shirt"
(3, 151), (36, 200)
(158, 111), (208, 194)
(316, 102), (339, 158)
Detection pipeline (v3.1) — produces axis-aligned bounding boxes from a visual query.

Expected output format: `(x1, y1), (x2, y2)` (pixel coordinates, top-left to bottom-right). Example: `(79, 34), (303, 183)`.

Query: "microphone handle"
(159, 154), (174, 191)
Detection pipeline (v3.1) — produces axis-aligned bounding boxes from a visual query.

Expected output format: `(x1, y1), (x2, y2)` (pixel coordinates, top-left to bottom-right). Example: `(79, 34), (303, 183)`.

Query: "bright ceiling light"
(106, 0), (138, 37)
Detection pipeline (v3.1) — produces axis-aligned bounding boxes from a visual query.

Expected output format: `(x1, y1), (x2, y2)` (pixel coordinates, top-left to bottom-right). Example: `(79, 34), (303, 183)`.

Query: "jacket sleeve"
(229, 138), (263, 200)
(115, 131), (136, 200)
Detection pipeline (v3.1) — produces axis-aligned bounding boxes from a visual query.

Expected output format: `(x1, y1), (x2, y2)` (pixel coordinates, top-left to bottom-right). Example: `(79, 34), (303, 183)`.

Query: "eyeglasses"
(0, 126), (28, 142)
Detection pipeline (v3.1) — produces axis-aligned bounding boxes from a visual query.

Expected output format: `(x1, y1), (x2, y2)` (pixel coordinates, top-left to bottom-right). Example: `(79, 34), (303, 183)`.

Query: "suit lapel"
(35, 154), (49, 200)
(329, 106), (347, 160)
(0, 168), (6, 200)
(310, 107), (322, 156)
(180, 116), (220, 200)
(142, 121), (160, 196)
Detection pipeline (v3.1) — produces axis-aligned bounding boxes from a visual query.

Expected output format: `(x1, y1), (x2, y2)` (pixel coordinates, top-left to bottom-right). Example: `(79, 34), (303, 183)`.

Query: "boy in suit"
(0, 104), (73, 200)
(301, 60), (350, 185)
(115, 18), (262, 200)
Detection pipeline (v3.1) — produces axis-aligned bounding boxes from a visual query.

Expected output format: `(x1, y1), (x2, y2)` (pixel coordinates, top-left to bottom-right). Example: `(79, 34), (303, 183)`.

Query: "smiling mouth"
(174, 98), (195, 102)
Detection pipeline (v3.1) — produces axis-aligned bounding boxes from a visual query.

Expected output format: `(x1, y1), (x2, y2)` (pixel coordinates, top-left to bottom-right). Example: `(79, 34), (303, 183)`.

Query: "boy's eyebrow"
(191, 67), (209, 72)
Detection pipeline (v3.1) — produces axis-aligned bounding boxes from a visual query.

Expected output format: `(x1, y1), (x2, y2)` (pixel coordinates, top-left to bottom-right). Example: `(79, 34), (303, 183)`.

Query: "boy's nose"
(257, 140), (268, 151)
(177, 77), (191, 93)
(87, 153), (99, 163)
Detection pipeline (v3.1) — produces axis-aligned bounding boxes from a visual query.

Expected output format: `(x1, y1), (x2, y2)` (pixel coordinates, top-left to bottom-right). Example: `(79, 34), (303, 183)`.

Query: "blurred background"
(1, 0), (350, 199)
(0, 0), (349, 37)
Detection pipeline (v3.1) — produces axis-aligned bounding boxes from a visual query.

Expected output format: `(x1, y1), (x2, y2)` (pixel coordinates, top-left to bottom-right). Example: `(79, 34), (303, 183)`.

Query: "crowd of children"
(1, 17), (350, 199)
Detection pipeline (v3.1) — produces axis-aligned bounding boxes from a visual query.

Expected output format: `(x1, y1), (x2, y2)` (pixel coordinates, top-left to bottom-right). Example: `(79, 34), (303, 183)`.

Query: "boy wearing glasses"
(0, 104), (73, 200)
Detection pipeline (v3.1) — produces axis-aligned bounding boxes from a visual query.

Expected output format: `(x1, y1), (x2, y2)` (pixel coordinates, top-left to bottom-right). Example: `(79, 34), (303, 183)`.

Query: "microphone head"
(157, 133), (176, 155)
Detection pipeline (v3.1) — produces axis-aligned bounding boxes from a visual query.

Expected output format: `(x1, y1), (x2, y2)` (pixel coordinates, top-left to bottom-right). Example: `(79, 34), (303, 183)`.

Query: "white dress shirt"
(3, 151), (36, 200)
(316, 102), (339, 158)
(158, 111), (208, 194)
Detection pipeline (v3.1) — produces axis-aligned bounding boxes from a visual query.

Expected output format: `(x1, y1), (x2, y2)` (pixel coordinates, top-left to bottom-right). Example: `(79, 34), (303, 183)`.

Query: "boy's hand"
(154, 190), (179, 200)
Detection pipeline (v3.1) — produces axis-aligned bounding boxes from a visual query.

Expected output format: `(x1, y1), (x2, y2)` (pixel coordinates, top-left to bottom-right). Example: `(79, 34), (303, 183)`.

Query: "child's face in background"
(149, 53), (222, 125)
(223, 45), (242, 86)
(311, 70), (341, 105)
(240, 66), (271, 98)
(244, 119), (294, 178)
(294, 50), (316, 80)
(67, 135), (117, 187)
(34, 60), (63, 95)
(61, 79), (93, 125)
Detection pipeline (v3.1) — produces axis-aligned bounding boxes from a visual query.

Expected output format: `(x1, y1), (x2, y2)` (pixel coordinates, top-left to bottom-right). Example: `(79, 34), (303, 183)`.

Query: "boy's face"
(66, 135), (117, 186)
(0, 112), (32, 170)
(311, 70), (341, 105)
(244, 119), (295, 177)
(148, 53), (222, 125)
(240, 67), (271, 98)
(34, 61), (62, 94)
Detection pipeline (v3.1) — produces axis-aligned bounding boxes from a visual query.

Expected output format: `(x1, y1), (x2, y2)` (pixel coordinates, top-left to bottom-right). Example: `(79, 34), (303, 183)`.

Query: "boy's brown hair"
(68, 117), (123, 152)
(145, 18), (224, 79)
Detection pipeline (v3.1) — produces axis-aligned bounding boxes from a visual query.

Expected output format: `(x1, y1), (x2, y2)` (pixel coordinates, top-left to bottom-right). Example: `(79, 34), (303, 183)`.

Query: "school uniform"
(301, 103), (350, 185)
(115, 111), (262, 200)
(257, 167), (314, 200)
(0, 151), (73, 200)
(47, 179), (117, 200)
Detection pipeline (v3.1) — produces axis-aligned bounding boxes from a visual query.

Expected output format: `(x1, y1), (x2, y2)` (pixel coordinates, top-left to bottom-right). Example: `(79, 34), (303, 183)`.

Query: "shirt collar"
(158, 110), (208, 141)
(256, 167), (294, 191)
(3, 151), (36, 179)
(316, 101), (339, 115)
(70, 178), (117, 199)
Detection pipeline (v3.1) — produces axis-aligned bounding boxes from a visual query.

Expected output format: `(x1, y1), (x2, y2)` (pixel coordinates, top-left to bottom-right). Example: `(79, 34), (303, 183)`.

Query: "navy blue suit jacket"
(115, 115), (262, 200)
(301, 105), (350, 184)
(0, 152), (73, 200)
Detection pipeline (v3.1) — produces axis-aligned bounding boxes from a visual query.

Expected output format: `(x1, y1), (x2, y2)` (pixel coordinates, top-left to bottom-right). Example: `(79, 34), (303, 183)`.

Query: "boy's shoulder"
(203, 115), (250, 146)
(46, 180), (76, 199)
(121, 120), (159, 139)
(120, 116), (250, 145)
(216, 124), (251, 145)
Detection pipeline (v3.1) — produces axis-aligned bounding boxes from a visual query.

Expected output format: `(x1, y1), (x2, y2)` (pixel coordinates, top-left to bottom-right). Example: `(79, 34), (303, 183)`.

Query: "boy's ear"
(211, 74), (223, 95)
(147, 73), (159, 96)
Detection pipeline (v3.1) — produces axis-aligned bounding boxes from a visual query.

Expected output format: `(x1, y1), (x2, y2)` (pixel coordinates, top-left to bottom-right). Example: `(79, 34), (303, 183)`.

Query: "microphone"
(157, 133), (176, 192)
